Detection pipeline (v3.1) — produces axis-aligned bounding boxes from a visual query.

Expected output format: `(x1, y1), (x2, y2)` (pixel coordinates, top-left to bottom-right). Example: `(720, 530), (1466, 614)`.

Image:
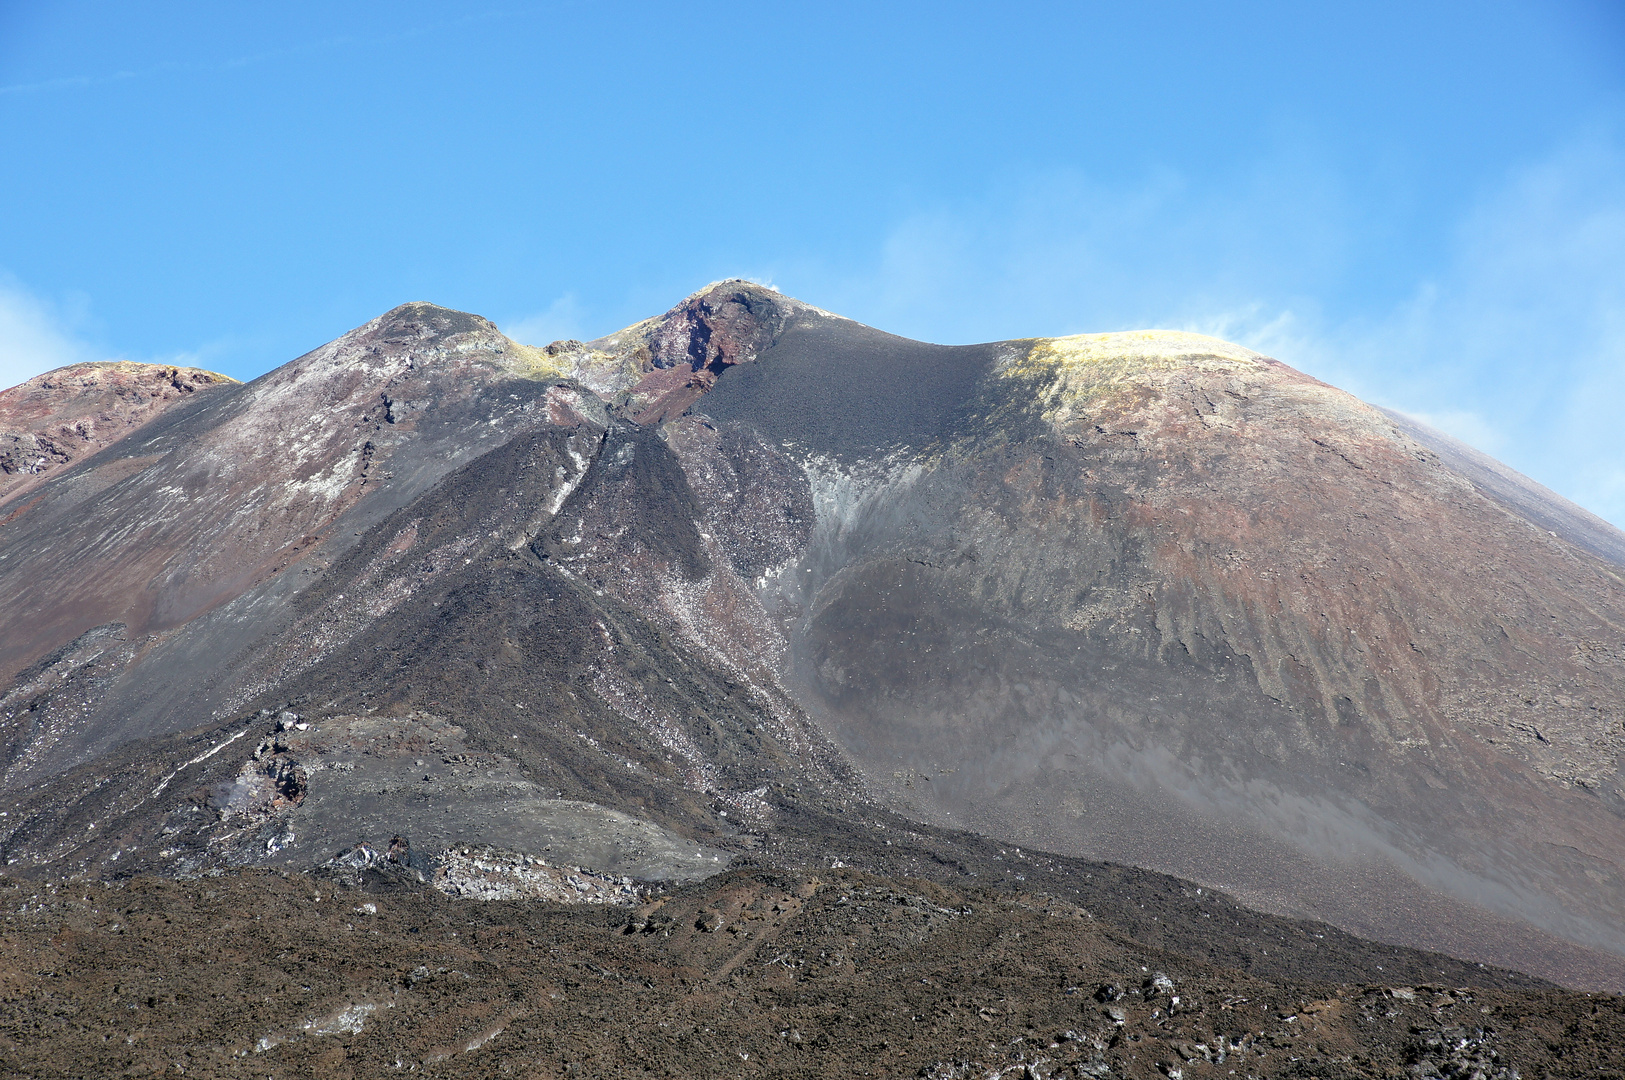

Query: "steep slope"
(0, 305), (584, 775)
(2, 282), (1623, 994)
(695, 314), (1625, 988)
(0, 292), (859, 900)
(1380, 405), (1625, 568)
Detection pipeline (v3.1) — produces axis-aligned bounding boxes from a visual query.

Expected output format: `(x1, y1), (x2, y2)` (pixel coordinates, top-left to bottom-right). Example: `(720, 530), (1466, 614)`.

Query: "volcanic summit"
(3, 282), (1625, 1073)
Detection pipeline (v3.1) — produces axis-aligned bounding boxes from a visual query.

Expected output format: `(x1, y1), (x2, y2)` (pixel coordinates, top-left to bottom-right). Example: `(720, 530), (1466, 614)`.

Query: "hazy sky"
(2, 2), (1623, 524)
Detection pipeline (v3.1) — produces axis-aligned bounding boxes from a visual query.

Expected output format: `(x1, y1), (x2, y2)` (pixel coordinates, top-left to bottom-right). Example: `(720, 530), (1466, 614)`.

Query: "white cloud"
(500, 293), (587, 346)
(0, 276), (96, 392)
(1396, 410), (1509, 457)
(0, 275), (226, 391)
(1195, 138), (1625, 528)
(783, 149), (1354, 349)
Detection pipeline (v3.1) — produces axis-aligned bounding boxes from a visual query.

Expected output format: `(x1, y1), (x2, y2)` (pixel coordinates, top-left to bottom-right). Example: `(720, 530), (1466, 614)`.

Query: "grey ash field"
(2, 282), (1624, 1078)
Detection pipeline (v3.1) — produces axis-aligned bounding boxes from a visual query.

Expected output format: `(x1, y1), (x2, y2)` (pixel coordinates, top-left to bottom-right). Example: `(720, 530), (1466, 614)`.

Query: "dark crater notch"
(698, 313), (1017, 460)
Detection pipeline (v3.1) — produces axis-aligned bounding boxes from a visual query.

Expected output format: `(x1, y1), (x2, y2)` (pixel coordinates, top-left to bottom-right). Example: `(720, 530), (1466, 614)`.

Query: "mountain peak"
(517, 279), (808, 422)
(370, 301), (504, 345)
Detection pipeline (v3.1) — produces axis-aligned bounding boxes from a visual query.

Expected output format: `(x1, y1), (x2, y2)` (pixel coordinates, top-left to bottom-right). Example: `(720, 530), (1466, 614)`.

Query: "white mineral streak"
(600, 427), (865, 822)
(583, 568), (790, 826)
(306, 1002), (376, 1036)
(221, 519), (479, 715)
(591, 665), (712, 791)
(547, 439), (593, 515)
(798, 451), (925, 578)
(253, 993), (397, 1052)
(148, 727), (251, 798)
(656, 568), (790, 826)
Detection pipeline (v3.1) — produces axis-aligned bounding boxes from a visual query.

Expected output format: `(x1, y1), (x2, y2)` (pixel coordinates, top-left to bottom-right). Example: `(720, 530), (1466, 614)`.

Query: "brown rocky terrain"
(1, 281), (1624, 1074)
(0, 360), (235, 510)
(2, 865), (1621, 1080)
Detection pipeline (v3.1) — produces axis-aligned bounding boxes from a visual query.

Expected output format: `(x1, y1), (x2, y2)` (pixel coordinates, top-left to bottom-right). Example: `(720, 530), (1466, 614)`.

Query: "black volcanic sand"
(3, 867), (1622, 1080)
(698, 314), (1031, 459)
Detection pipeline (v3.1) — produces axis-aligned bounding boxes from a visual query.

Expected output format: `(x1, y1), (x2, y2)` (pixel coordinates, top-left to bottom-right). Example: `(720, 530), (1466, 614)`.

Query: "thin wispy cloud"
(0, 49), (329, 98)
(0, 277), (95, 390)
(1293, 132), (1625, 526)
(0, 10), (511, 97)
(789, 148), (1351, 347)
(500, 294), (588, 347)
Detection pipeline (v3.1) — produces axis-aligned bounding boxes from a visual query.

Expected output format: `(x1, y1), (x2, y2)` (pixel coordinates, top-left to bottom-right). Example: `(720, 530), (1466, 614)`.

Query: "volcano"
(3, 281), (1624, 1007)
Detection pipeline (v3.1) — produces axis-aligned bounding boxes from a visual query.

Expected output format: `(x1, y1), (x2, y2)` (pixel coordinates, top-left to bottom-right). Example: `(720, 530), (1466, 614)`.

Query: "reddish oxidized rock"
(0, 360), (237, 510)
(626, 281), (793, 424)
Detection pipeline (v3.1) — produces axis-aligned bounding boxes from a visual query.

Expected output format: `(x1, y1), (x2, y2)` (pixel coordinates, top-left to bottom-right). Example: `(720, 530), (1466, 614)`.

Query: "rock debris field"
(2, 867), (1623, 1080)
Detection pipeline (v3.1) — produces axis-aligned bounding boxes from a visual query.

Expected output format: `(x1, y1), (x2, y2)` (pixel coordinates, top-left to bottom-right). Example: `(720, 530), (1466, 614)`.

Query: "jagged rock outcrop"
(2, 280), (1624, 995)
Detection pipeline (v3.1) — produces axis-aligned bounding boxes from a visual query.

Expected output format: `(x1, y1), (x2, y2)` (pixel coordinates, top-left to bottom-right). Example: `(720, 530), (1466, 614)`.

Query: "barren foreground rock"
(5, 863), (1622, 1079)
(2, 283), (1623, 1075)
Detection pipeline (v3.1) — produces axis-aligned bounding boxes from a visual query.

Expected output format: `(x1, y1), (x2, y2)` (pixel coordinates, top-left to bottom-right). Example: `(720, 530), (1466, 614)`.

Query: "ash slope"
(700, 305), (1625, 989)
(1, 283), (1624, 993)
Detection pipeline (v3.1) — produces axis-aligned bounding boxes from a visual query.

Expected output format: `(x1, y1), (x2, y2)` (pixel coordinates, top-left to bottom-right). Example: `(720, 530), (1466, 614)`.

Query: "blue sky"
(2, 1), (1623, 525)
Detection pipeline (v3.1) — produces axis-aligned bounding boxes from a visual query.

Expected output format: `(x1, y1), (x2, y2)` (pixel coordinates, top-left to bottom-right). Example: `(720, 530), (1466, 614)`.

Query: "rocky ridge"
(0, 360), (236, 510)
